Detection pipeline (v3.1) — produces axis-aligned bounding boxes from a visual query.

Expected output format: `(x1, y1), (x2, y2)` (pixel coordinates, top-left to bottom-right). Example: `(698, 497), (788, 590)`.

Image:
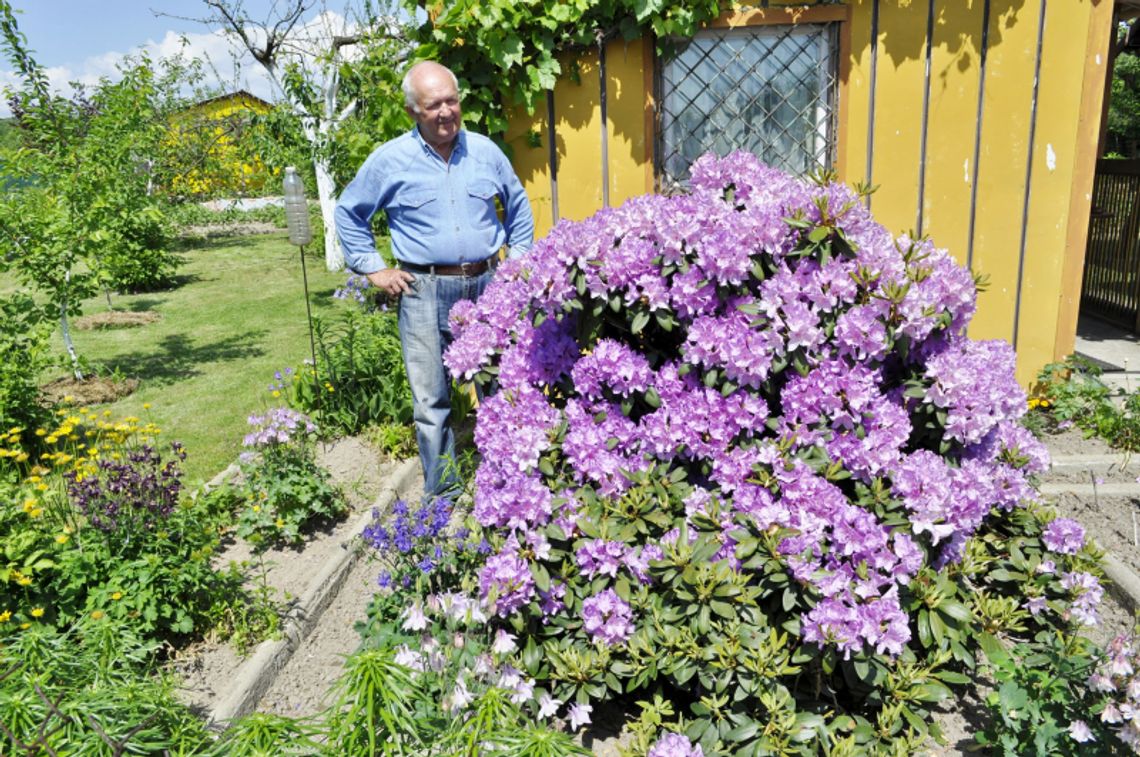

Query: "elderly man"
(335, 61), (534, 499)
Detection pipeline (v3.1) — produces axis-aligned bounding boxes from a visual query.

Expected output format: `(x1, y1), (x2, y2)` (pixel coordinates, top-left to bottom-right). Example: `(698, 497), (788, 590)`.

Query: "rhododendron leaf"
(655, 312), (676, 332)
(631, 310), (650, 335)
(711, 600), (734, 620)
(939, 601), (970, 623)
(531, 561), (551, 592)
(538, 457), (554, 477)
(900, 705), (927, 733)
(643, 387), (661, 408)
(917, 610), (932, 647)
(724, 720), (760, 742)
(703, 369), (719, 388)
(720, 380), (737, 397)
(615, 578), (631, 602)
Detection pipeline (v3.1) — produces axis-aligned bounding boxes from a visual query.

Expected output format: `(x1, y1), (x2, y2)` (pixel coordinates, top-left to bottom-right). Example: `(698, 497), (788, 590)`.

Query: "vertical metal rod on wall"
(599, 35), (610, 208)
(546, 90), (560, 224)
(1012, 0), (1048, 351)
(916, 0), (936, 236)
(966, 0), (992, 270)
(865, 0), (880, 210)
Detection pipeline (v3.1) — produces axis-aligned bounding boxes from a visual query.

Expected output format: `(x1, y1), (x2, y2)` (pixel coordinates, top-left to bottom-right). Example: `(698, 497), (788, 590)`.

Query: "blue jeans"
(398, 270), (492, 498)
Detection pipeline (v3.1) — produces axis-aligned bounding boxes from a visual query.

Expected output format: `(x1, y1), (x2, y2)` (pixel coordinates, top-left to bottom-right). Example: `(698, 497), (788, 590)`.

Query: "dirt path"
(171, 437), (411, 717)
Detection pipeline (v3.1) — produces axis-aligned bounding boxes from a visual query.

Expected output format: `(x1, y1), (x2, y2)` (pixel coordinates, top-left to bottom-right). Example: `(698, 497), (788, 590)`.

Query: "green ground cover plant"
(1030, 355), (1140, 451)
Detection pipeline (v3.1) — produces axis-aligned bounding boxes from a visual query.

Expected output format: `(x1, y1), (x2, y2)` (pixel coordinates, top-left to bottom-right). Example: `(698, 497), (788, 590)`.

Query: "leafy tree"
(1107, 19), (1140, 158)
(194, 0), (410, 270)
(0, 2), (185, 377)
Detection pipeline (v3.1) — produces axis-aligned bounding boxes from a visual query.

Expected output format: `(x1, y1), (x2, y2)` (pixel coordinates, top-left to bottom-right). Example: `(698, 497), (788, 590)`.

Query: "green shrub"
(236, 407), (347, 548)
(291, 307), (412, 436)
(0, 616), (209, 755)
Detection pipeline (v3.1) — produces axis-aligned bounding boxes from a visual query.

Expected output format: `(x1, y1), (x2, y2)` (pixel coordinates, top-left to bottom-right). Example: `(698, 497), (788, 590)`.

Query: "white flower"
(569, 702), (592, 730)
(402, 602), (428, 632)
(492, 629), (518, 655)
(393, 645), (424, 672)
(1068, 719), (1094, 743)
(447, 675), (474, 712)
(510, 675), (534, 705)
(537, 691), (562, 720)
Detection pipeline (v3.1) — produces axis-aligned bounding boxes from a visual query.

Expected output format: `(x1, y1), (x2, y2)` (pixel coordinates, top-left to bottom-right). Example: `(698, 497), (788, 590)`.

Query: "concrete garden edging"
(207, 457), (421, 727)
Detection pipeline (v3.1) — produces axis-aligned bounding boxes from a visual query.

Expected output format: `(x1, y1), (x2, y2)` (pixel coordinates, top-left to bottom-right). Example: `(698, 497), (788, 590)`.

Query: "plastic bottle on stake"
(283, 166), (313, 246)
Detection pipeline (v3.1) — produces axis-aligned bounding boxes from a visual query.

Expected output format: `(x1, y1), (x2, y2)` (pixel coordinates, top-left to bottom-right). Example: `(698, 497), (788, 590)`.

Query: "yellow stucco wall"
(506, 0), (1115, 384)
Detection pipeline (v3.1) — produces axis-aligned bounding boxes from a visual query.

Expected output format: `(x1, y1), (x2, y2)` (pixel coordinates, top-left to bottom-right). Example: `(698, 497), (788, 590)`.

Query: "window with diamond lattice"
(659, 23), (839, 189)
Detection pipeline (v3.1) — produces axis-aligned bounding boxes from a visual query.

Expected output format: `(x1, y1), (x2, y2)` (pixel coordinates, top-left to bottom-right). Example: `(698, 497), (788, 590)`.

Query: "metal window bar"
(656, 23), (840, 191)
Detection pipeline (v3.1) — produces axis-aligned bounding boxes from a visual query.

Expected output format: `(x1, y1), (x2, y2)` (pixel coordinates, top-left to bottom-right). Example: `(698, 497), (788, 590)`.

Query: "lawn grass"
(41, 231), (372, 485)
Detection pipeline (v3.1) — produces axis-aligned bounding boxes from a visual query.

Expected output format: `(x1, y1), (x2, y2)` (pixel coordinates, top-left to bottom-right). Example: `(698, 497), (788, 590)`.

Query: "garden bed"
(171, 436), (408, 716)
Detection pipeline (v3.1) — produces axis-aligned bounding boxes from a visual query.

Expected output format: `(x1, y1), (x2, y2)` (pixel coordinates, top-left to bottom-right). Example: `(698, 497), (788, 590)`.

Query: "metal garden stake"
(283, 166), (321, 421)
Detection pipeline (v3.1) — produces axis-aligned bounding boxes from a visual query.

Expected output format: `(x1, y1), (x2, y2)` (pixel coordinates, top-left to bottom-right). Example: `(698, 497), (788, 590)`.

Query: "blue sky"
(0, 0), (353, 116)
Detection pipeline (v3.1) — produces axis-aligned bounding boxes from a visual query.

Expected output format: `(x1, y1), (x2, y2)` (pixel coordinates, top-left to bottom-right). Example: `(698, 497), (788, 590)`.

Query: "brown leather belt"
(399, 257), (494, 277)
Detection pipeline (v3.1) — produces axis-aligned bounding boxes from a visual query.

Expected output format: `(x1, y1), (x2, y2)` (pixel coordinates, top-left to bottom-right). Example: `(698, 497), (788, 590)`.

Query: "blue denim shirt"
(334, 128), (535, 274)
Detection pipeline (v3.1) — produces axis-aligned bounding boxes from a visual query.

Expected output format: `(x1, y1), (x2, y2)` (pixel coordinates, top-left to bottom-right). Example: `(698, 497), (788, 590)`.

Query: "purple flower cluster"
(1043, 518), (1087, 556)
(445, 151), (1050, 660)
(242, 407), (317, 448)
(66, 443), (185, 536)
(648, 732), (705, 757)
(581, 588), (634, 645)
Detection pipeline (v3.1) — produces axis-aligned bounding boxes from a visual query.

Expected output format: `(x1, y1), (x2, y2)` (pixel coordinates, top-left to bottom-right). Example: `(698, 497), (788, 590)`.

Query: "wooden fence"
(1082, 160), (1140, 331)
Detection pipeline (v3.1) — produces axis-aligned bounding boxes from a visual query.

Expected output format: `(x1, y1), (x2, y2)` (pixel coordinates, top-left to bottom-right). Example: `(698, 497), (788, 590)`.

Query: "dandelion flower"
(111, 592), (123, 601)
(55, 534), (69, 545)
(91, 610), (104, 620)
(30, 607), (44, 618)
(0, 610), (10, 622)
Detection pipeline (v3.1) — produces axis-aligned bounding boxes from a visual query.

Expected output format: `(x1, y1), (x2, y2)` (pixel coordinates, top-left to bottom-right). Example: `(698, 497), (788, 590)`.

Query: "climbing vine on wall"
(404, 1), (848, 140)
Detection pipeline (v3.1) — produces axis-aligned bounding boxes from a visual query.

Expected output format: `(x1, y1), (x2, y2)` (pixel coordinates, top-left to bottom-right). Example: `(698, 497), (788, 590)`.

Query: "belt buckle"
(459, 261), (477, 276)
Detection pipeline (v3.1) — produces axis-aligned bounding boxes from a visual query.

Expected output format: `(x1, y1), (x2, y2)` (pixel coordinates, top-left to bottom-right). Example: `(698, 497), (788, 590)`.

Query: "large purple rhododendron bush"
(442, 153), (1116, 753)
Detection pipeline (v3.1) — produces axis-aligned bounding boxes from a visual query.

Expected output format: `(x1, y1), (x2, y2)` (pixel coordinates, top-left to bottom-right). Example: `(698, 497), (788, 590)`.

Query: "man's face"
(407, 68), (461, 149)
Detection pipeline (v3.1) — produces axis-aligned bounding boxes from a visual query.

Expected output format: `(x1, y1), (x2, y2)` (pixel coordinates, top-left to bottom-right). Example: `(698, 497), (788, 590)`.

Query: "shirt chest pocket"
(388, 189), (440, 236)
(466, 180), (500, 231)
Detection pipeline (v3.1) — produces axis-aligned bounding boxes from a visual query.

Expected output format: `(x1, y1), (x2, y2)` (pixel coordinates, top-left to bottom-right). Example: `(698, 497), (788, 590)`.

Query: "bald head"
(402, 61), (460, 114)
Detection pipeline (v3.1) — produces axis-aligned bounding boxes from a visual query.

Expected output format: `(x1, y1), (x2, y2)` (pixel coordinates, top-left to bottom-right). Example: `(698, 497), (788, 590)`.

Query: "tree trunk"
(59, 275), (84, 381)
(314, 156), (342, 271)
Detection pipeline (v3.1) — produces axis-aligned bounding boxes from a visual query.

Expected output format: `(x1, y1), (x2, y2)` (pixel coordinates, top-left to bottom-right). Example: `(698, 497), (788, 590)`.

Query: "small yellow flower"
(271, 390), (281, 398)
(91, 610), (104, 620)
(103, 410), (111, 417)
(0, 610), (10, 622)
(275, 518), (285, 528)
(252, 505), (261, 513)
(35, 483), (48, 492)
(29, 508), (42, 518)
(30, 607), (44, 618)
(55, 534), (69, 545)
(16, 576), (32, 586)
(15, 452), (28, 462)
(23, 499), (36, 512)
(35, 428), (46, 436)
(45, 436), (57, 445)
(19, 622), (29, 630)
(62, 395), (74, 403)
(111, 592), (122, 601)
(143, 403), (151, 410)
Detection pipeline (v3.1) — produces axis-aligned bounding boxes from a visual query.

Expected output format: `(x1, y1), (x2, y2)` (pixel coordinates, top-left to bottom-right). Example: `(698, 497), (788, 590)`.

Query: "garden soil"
(172, 428), (1140, 755)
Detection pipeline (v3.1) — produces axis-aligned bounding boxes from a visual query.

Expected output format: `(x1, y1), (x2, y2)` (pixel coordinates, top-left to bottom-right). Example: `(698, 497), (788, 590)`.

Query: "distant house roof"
(189, 90), (273, 111)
